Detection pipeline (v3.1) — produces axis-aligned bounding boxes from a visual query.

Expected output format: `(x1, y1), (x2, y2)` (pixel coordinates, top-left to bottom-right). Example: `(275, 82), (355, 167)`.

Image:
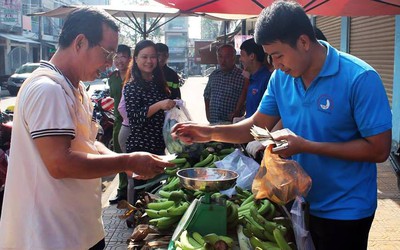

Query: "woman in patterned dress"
(124, 40), (176, 210)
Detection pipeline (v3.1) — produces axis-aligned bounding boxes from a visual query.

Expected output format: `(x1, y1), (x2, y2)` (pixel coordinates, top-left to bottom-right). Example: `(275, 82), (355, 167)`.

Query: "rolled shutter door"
(315, 16), (341, 49)
(349, 16), (395, 106)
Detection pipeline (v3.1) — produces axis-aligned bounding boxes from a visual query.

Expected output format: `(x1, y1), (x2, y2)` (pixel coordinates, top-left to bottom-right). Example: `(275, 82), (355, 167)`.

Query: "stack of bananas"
(165, 157), (191, 176)
(226, 200), (239, 230)
(165, 143), (235, 177)
(175, 230), (234, 250)
(146, 188), (190, 230)
(194, 146), (235, 168)
(233, 190), (294, 249)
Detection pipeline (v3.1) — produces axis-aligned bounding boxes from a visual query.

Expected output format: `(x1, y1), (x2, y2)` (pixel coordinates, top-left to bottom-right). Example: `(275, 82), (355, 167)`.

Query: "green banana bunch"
(226, 200), (239, 229)
(146, 200), (189, 230)
(148, 215), (181, 230)
(175, 230), (206, 250)
(249, 236), (280, 250)
(161, 176), (181, 191)
(273, 228), (292, 250)
(214, 147), (235, 160)
(147, 200), (175, 210)
(165, 158), (191, 176)
(235, 186), (253, 201)
(170, 157), (187, 165)
(237, 194), (255, 219)
(193, 154), (215, 167)
(203, 233), (234, 249)
(258, 199), (276, 219)
(244, 214), (273, 242)
(250, 205), (279, 233)
(158, 189), (185, 202)
(239, 201), (296, 250)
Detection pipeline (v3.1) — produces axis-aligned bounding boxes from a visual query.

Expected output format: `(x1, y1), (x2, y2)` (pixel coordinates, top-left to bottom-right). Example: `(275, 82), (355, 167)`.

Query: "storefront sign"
(0, 0), (22, 27)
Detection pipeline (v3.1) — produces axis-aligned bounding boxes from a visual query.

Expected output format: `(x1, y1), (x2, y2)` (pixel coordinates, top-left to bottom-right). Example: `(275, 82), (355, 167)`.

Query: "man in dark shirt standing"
(204, 44), (245, 124)
(156, 43), (181, 99)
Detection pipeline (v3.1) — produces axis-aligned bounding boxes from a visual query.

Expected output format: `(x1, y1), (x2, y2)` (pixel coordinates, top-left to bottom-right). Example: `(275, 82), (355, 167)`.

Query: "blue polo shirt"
(259, 41), (392, 220)
(246, 66), (271, 118)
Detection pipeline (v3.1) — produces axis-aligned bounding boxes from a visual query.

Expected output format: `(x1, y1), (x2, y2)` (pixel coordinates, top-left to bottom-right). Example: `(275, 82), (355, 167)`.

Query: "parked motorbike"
(177, 71), (186, 87)
(91, 91), (115, 150)
(0, 108), (13, 218)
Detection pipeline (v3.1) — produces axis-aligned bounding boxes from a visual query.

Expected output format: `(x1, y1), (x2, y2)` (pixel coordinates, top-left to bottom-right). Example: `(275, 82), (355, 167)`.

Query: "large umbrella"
(28, 4), (190, 39)
(155, 0), (400, 16)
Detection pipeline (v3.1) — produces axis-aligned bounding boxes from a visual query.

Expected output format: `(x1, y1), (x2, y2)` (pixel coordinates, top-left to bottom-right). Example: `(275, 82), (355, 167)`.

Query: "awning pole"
(224, 21), (227, 44)
(143, 13), (147, 40)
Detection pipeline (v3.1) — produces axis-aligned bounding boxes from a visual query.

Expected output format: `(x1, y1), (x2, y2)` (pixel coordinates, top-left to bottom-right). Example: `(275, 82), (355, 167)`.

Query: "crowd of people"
(0, 1), (393, 250)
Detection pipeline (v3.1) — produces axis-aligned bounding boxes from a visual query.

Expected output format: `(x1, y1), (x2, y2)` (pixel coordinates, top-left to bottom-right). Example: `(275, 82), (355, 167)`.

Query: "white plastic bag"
(290, 196), (315, 250)
(215, 149), (260, 197)
(162, 101), (203, 157)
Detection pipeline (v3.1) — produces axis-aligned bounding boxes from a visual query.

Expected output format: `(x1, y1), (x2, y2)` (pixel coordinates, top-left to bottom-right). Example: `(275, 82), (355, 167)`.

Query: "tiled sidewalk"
(101, 159), (400, 249)
(102, 205), (133, 249)
(369, 160), (400, 249)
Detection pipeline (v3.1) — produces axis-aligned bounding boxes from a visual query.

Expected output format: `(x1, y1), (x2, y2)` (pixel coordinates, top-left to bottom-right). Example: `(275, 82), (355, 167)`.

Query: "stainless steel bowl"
(177, 168), (239, 192)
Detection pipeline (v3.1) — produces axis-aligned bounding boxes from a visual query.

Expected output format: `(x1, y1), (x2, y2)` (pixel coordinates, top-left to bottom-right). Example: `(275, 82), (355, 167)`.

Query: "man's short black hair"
(156, 43), (169, 53)
(117, 44), (131, 57)
(314, 27), (328, 42)
(59, 7), (119, 49)
(240, 38), (265, 63)
(254, 1), (317, 48)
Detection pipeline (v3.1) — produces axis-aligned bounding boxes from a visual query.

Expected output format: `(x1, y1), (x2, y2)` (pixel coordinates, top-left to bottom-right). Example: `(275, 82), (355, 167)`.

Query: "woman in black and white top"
(124, 40), (176, 207)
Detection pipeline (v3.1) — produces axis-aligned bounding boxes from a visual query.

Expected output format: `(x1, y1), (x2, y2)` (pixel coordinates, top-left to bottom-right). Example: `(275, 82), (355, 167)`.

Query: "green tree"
(201, 18), (221, 40)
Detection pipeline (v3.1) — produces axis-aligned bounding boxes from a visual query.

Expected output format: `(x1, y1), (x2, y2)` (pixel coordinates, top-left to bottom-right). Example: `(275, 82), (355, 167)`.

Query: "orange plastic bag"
(252, 145), (312, 205)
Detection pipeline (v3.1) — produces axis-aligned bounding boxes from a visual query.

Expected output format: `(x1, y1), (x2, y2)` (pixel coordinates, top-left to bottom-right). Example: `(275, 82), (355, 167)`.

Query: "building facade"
(0, 0), (109, 77)
(164, 17), (188, 74)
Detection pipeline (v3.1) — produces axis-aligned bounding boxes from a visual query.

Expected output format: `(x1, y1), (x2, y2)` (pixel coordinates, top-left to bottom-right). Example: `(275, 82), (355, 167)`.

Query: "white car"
(7, 63), (40, 96)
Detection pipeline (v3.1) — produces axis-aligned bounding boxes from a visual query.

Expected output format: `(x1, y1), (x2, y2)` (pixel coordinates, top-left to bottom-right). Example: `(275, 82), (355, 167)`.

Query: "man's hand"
(126, 152), (175, 179)
(270, 128), (306, 158)
(171, 122), (212, 145)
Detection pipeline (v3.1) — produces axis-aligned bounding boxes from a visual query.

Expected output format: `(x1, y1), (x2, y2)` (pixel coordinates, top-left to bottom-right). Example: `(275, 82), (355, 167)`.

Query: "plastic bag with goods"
(162, 100), (203, 157)
(252, 145), (312, 205)
(290, 196), (315, 250)
(215, 149), (260, 197)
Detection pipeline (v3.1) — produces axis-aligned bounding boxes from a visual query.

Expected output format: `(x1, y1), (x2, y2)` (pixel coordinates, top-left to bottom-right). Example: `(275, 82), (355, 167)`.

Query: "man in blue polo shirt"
(170, 1), (392, 249)
(239, 38), (271, 118)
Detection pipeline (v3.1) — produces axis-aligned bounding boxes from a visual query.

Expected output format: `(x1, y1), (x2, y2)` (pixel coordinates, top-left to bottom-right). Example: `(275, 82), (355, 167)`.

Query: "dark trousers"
(309, 213), (374, 250)
(88, 238), (105, 250)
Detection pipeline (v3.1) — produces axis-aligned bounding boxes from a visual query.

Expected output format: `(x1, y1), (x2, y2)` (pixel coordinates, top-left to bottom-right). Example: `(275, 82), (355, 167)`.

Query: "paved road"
(180, 76), (208, 124)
